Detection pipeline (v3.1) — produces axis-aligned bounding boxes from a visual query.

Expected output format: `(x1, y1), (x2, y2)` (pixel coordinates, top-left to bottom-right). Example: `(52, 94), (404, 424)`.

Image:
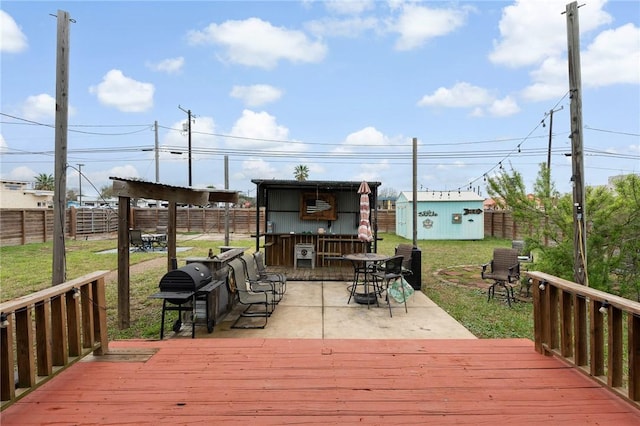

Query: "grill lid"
(159, 263), (212, 292)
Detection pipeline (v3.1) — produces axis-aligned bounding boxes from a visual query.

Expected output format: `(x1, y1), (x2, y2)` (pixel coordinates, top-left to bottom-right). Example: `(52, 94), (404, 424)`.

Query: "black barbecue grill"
(150, 263), (219, 339)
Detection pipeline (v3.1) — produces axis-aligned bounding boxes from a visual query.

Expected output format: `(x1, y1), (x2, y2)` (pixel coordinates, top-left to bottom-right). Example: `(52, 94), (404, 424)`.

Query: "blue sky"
(1, 0), (638, 199)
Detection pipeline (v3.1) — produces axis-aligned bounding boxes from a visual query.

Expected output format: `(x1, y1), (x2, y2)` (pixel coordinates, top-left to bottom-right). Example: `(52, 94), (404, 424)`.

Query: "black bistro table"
(343, 253), (390, 308)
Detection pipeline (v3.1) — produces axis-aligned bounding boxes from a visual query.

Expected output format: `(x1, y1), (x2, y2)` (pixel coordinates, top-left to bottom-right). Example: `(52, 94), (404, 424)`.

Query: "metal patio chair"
(129, 229), (151, 252)
(228, 258), (276, 329)
(372, 255), (406, 317)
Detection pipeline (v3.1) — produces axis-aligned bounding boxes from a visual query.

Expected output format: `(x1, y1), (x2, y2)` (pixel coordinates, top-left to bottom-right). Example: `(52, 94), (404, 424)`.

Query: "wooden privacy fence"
(526, 271), (640, 408)
(1, 208), (516, 246)
(0, 271), (109, 409)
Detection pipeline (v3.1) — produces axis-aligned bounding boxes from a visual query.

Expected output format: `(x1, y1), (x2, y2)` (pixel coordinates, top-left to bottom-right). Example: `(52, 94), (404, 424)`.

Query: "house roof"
(399, 191), (484, 202)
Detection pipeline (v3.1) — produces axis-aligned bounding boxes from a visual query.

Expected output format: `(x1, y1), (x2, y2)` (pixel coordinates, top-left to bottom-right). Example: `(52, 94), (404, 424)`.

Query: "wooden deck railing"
(526, 271), (640, 408)
(0, 271), (109, 408)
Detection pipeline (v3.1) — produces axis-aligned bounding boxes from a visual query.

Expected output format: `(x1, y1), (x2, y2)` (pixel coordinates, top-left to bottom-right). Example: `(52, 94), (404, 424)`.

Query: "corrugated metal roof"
(251, 179), (381, 190)
(398, 191), (484, 202)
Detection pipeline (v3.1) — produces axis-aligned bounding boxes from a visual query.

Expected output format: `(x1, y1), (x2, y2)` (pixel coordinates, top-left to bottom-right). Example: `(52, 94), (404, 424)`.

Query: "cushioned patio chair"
(482, 248), (521, 307)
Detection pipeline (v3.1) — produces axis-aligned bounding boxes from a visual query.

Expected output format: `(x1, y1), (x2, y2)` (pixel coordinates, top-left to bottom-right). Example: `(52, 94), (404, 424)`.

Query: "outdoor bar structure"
(252, 180), (381, 268)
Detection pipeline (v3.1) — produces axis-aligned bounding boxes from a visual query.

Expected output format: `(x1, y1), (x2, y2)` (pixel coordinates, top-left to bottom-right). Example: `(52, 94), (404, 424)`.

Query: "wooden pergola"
(110, 177), (238, 329)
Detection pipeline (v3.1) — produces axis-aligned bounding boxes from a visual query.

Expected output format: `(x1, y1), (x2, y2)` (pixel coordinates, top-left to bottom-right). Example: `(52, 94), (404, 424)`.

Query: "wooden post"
(117, 196), (130, 329)
(566, 1), (588, 285)
(52, 10), (71, 286)
(0, 314), (15, 402)
(15, 307), (36, 388)
(168, 201), (177, 271)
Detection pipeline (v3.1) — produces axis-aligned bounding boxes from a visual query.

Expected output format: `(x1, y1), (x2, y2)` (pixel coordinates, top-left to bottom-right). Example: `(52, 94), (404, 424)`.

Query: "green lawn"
(0, 233), (533, 340)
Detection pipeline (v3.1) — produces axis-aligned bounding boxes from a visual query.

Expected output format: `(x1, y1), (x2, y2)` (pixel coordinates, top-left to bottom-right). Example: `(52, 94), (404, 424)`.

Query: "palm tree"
(294, 164), (309, 181)
(34, 173), (55, 190)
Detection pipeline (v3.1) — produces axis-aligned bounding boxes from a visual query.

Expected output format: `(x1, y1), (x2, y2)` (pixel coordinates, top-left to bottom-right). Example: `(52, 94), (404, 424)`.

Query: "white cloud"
(0, 11), (28, 53)
(89, 70), (154, 112)
(488, 96), (520, 117)
(344, 126), (387, 146)
(161, 116), (217, 160)
(417, 82), (493, 108)
(187, 18), (327, 69)
(109, 165), (139, 179)
(0, 134), (8, 153)
(236, 158), (283, 181)
(331, 126), (389, 158)
(230, 84), (283, 107)
(3, 165), (37, 181)
(391, 3), (469, 51)
(305, 16), (378, 38)
(20, 93), (77, 120)
(146, 57), (184, 74)
(521, 23), (640, 101)
(489, 0), (611, 68)
(520, 56), (567, 102)
(418, 82), (519, 117)
(582, 23), (640, 87)
(228, 110), (291, 150)
(325, 0), (375, 15)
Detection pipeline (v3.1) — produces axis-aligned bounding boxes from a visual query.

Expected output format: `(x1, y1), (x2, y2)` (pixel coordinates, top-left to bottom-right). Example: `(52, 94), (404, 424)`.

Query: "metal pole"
(412, 137), (418, 247)
(178, 105), (194, 187)
(187, 109), (192, 187)
(224, 155), (230, 246)
(77, 163), (84, 207)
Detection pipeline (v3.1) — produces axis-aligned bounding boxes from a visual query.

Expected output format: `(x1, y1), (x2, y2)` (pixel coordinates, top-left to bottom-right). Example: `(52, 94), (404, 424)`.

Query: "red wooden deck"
(2, 338), (639, 424)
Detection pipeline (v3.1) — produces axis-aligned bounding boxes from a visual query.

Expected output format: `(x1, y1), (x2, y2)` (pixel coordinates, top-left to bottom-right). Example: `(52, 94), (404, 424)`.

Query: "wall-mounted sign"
(422, 218), (434, 229)
(452, 213), (462, 224)
(463, 208), (483, 215)
(300, 192), (337, 221)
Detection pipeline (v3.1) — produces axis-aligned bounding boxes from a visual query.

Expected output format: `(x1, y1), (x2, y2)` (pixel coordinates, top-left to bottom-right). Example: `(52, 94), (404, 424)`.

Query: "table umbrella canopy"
(358, 181), (373, 243)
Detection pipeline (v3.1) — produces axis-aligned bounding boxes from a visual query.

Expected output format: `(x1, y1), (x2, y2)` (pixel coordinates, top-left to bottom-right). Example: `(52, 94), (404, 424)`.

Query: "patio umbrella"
(357, 181), (373, 243)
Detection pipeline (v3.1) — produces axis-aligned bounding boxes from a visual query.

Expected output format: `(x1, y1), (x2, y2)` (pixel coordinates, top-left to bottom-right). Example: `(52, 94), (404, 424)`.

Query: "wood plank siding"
(2, 338), (638, 424)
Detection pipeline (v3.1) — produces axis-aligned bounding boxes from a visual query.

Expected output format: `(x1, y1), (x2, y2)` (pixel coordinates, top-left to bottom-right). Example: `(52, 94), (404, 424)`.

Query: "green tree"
(99, 184), (114, 200)
(488, 166), (640, 300)
(293, 164), (309, 181)
(34, 173), (55, 190)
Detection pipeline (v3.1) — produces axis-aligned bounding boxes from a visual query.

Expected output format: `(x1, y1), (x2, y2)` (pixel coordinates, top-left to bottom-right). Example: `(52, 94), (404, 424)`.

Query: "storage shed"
(396, 191), (484, 240)
(252, 179), (381, 268)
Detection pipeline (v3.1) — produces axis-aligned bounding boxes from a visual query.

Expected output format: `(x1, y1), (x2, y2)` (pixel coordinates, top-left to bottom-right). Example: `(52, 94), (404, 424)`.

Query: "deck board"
(2, 338), (638, 424)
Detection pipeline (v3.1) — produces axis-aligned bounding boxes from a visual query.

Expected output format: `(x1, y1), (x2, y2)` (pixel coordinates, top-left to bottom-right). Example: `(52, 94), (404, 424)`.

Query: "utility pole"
(77, 163), (84, 207)
(154, 120), (159, 183)
(565, 1), (588, 285)
(52, 10), (71, 286)
(178, 105), (194, 187)
(543, 105), (563, 196)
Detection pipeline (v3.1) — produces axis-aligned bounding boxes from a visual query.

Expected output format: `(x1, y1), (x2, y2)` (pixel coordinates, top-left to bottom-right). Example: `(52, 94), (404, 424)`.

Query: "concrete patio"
(170, 280), (477, 340)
